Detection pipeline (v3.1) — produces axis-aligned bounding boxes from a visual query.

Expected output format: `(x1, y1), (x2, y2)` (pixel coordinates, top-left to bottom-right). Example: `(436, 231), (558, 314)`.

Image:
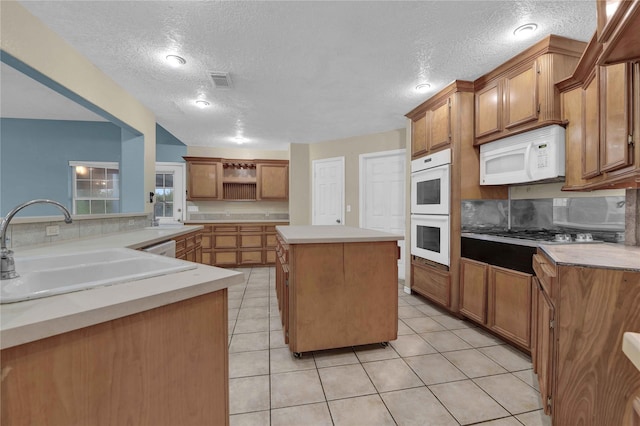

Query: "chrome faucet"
(1, 199), (73, 280)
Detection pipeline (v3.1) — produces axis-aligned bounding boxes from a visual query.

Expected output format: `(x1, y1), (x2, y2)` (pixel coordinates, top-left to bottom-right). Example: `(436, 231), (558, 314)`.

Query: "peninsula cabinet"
(173, 229), (203, 263)
(459, 258), (533, 352)
(473, 35), (586, 146)
(558, 34), (639, 190)
(188, 222), (287, 267)
(1, 290), (230, 426)
(275, 226), (401, 355)
(532, 246), (640, 425)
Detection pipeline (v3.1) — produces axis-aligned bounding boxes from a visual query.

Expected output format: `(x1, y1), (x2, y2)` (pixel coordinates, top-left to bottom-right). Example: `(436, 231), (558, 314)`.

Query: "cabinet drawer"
(533, 253), (556, 297)
(185, 235), (196, 249)
(411, 262), (450, 308)
(214, 235), (237, 249)
(240, 225), (262, 233)
(264, 225), (277, 233)
(175, 238), (186, 253)
(213, 225), (237, 233)
(214, 251), (237, 265)
(240, 234), (262, 248)
(266, 234), (277, 248)
(239, 250), (262, 265)
(265, 249), (276, 264)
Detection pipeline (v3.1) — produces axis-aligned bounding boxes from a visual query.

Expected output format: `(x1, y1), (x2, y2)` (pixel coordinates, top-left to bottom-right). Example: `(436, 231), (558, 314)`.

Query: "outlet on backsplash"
(45, 225), (59, 236)
(128, 219), (135, 226)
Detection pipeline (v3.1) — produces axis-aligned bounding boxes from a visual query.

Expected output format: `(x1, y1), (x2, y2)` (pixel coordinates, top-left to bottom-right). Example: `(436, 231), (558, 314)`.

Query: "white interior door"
(154, 162), (186, 223)
(312, 157), (345, 225)
(360, 150), (406, 279)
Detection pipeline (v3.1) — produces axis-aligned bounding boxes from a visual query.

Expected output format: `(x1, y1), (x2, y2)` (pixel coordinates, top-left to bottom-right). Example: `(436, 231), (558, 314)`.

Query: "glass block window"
(155, 172), (174, 219)
(70, 161), (120, 215)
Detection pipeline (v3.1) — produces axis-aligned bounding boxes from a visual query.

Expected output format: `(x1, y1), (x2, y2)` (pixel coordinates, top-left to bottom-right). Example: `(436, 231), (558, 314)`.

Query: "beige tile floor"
(227, 267), (551, 426)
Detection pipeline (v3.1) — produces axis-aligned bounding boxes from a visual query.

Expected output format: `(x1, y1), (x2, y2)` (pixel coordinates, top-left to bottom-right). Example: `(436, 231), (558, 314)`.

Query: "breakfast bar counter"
(275, 225), (403, 355)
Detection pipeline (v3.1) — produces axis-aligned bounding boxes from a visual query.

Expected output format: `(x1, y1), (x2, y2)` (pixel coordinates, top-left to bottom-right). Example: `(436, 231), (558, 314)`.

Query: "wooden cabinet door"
(600, 62), (633, 173)
(459, 258), (488, 324)
(257, 163), (289, 200)
(504, 62), (539, 129)
(583, 73), (601, 179)
(428, 97), (451, 151)
(475, 81), (502, 139)
(187, 161), (221, 200)
(412, 113), (427, 157)
(535, 278), (555, 416)
(411, 262), (450, 308)
(487, 266), (532, 349)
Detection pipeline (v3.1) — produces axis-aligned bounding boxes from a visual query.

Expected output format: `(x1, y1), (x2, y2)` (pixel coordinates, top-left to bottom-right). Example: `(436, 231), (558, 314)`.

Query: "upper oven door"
(411, 163), (450, 215)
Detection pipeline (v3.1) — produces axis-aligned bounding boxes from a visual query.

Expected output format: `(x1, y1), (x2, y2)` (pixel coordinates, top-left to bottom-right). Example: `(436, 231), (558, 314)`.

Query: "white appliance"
(411, 214), (450, 266)
(143, 240), (177, 258)
(410, 148), (451, 266)
(480, 125), (565, 185)
(411, 148), (451, 215)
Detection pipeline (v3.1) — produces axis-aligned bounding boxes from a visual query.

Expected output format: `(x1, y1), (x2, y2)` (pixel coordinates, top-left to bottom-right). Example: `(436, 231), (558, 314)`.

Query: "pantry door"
(360, 149), (406, 279)
(312, 157), (345, 225)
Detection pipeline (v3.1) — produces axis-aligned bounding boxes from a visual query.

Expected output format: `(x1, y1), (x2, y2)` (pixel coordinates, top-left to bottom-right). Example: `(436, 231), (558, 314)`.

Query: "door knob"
(336, 219), (341, 224)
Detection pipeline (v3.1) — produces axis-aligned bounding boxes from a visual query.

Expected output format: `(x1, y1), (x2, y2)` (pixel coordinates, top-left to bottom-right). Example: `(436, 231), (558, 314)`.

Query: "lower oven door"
(411, 214), (450, 266)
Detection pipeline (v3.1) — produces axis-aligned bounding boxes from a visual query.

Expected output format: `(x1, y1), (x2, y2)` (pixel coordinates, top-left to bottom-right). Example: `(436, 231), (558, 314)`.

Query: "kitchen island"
(275, 225), (403, 355)
(1, 227), (243, 426)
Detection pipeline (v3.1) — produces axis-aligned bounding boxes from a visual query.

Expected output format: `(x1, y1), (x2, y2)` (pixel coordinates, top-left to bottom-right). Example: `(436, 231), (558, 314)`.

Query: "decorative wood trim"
(406, 80), (473, 119)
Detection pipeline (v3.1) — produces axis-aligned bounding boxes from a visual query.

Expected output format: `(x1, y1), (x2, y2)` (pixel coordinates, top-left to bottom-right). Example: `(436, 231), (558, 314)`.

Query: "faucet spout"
(1, 199), (73, 280)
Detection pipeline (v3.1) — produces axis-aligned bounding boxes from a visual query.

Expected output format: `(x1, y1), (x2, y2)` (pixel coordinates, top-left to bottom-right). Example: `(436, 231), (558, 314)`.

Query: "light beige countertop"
(539, 243), (640, 271)
(276, 225), (404, 244)
(623, 332), (640, 373)
(0, 225), (244, 350)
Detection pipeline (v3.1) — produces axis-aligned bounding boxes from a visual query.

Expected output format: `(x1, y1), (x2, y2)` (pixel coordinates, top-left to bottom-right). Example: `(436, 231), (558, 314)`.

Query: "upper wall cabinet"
(185, 157), (222, 200)
(407, 91), (455, 158)
(557, 34), (639, 190)
(184, 157), (289, 202)
(257, 161), (289, 201)
(597, 0), (640, 65)
(473, 35), (587, 146)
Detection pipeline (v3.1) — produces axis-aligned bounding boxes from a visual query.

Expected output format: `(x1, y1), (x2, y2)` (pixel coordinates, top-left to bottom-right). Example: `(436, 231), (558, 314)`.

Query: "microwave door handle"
(523, 144), (533, 179)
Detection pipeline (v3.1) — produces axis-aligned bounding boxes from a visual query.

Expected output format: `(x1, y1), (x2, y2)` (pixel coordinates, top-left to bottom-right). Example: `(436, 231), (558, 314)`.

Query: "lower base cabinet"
(193, 222), (286, 267)
(0, 290), (230, 426)
(173, 229), (202, 262)
(411, 258), (451, 308)
(533, 250), (640, 425)
(460, 258), (532, 351)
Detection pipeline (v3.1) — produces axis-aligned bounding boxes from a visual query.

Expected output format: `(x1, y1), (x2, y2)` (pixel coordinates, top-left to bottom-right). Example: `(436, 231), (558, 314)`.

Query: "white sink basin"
(1, 248), (197, 304)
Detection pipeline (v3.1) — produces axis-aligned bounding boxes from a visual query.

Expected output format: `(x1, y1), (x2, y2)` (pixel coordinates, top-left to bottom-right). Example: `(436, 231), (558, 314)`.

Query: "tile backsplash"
(5, 214), (149, 249)
(463, 195), (626, 232)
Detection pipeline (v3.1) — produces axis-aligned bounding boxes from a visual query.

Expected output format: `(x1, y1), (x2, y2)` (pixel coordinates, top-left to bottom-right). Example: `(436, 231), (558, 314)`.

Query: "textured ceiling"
(9, 1), (596, 151)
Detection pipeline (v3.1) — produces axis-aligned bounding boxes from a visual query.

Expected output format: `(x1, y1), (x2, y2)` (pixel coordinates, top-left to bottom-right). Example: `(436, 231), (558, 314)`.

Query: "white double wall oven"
(410, 148), (451, 266)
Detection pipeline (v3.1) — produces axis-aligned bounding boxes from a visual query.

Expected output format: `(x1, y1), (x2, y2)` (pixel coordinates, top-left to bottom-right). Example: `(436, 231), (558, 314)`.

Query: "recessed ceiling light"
(513, 23), (538, 37)
(166, 55), (186, 66)
(234, 136), (248, 144)
(415, 83), (431, 93)
(195, 100), (210, 108)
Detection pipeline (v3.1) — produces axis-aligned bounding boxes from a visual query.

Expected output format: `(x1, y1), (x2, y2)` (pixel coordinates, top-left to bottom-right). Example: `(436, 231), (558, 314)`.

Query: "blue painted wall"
(156, 124), (187, 162)
(0, 118), (121, 216)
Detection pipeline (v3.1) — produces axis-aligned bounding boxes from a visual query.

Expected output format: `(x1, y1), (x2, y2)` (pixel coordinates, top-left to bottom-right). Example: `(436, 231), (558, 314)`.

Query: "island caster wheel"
(381, 342), (389, 348)
(293, 352), (303, 359)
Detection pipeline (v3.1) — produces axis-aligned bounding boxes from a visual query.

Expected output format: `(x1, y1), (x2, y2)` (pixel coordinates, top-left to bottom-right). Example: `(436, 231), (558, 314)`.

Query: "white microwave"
(480, 125), (565, 185)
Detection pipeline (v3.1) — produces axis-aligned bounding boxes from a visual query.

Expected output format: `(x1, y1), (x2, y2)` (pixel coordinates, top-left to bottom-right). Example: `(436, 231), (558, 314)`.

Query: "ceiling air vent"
(209, 72), (232, 89)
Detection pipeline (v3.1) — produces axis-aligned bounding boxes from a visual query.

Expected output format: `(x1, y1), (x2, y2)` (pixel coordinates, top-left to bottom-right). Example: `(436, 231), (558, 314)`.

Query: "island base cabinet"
(1, 290), (229, 426)
(287, 241), (398, 354)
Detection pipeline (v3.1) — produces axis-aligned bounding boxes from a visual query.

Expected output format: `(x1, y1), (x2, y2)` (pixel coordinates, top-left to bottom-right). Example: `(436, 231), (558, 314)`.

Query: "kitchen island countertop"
(539, 243), (640, 271)
(276, 225), (404, 244)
